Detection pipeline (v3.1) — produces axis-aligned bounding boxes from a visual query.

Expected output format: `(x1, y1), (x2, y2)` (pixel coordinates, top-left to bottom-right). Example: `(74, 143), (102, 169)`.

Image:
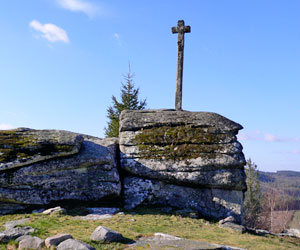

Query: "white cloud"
(278, 149), (300, 155)
(114, 33), (122, 46)
(264, 133), (299, 143)
(237, 131), (261, 141)
(29, 20), (69, 43)
(0, 124), (14, 130)
(57, 0), (99, 17)
(238, 131), (300, 143)
(291, 150), (300, 155)
(114, 33), (120, 40)
(264, 133), (278, 142)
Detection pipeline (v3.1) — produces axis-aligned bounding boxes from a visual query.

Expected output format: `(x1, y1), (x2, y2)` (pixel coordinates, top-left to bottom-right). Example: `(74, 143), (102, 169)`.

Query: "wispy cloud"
(277, 149), (300, 155)
(238, 131), (300, 143)
(238, 131), (261, 141)
(29, 20), (70, 43)
(114, 33), (122, 46)
(264, 133), (300, 143)
(264, 133), (281, 142)
(291, 149), (300, 155)
(57, 0), (99, 18)
(0, 124), (14, 130)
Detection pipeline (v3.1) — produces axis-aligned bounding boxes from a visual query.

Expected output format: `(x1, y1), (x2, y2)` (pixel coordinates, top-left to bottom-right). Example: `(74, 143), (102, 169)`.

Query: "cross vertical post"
(172, 20), (191, 110)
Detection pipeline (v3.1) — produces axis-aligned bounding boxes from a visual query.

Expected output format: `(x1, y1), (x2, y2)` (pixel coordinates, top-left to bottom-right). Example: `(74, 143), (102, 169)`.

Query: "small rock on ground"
(42, 206), (66, 215)
(75, 214), (113, 220)
(218, 216), (236, 225)
(45, 233), (73, 248)
(86, 207), (120, 215)
(154, 233), (181, 240)
(283, 228), (300, 238)
(90, 226), (124, 242)
(219, 222), (246, 233)
(57, 239), (95, 250)
(15, 235), (33, 243)
(18, 236), (44, 250)
(4, 218), (30, 230)
(0, 226), (34, 243)
(218, 216), (245, 233)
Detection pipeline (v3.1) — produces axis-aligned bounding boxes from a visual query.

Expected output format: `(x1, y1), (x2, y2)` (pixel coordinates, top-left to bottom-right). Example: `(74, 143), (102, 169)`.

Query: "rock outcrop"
(0, 109), (246, 223)
(119, 109), (246, 222)
(0, 128), (121, 214)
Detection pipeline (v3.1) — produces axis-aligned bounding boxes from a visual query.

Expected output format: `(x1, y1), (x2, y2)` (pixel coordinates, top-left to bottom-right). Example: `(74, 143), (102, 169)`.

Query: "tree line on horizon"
(243, 159), (299, 232)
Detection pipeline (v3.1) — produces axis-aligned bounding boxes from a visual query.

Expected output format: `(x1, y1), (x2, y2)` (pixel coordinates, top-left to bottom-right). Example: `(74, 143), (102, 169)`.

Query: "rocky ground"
(0, 207), (299, 250)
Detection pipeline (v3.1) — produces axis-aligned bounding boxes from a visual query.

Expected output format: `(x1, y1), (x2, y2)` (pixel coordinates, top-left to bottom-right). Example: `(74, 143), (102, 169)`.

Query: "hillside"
(259, 170), (300, 210)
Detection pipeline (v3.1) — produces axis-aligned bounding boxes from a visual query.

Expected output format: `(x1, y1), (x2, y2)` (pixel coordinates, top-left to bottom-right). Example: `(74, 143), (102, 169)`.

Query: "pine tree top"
(104, 69), (147, 137)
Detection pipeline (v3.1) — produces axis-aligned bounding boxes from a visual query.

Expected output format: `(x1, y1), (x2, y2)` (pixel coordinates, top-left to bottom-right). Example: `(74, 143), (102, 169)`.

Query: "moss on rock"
(134, 126), (234, 145)
(133, 126), (236, 161)
(0, 130), (75, 164)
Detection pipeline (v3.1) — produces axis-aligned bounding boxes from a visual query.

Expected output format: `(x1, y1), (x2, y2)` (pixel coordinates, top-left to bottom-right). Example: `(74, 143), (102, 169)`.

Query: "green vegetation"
(0, 208), (299, 250)
(104, 68), (147, 138)
(134, 125), (231, 160)
(0, 130), (74, 164)
(243, 158), (262, 228)
(259, 171), (300, 210)
(0, 130), (36, 163)
(243, 168), (300, 233)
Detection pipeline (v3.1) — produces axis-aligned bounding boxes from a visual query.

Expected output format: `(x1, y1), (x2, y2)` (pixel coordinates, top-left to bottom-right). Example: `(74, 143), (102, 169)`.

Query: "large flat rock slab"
(0, 128), (83, 171)
(121, 158), (246, 190)
(120, 109), (243, 133)
(126, 232), (246, 250)
(119, 109), (246, 190)
(0, 130), (121, 214)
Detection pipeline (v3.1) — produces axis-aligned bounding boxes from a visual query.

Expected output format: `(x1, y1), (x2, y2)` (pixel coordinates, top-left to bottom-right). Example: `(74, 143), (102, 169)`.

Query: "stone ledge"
(120, 109), (243, 132)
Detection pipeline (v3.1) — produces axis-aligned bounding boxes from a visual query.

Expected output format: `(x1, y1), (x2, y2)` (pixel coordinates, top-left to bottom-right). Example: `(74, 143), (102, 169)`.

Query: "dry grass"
(271, 210), (295, 233)
(289, 210), (300, 229)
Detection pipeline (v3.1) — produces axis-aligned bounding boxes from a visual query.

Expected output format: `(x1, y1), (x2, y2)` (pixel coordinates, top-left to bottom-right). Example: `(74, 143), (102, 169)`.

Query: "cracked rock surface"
(0, 129), (121, 214)
(120, 110), (246, 222)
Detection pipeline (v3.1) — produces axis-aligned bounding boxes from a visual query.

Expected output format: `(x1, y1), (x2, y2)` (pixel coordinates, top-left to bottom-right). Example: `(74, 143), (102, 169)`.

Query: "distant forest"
(259, 170), (300, 210)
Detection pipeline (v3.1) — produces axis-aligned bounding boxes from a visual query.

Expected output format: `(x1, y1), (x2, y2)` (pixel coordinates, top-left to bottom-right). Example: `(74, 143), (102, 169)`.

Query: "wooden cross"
(172, 20), (191, 110)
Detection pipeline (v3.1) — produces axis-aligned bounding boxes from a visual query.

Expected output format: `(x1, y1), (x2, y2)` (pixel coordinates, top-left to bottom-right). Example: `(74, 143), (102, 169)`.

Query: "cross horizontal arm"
(171, 27), (178, 34)
(171, 25), (191, 34)
(184, 26), (191, 33)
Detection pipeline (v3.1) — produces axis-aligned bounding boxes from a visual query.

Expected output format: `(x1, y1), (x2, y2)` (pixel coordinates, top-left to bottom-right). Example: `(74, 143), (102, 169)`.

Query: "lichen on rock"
(119, 109), (247, 222)
(0, 128), (83, 171)
(132, 125), (241, 160)
(0, 129), (121, 214)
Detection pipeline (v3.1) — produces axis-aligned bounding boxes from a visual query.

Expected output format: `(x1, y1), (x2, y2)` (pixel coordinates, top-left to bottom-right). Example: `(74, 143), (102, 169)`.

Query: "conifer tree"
(104, 68), (147, 137)
(243, 158), (262, 228)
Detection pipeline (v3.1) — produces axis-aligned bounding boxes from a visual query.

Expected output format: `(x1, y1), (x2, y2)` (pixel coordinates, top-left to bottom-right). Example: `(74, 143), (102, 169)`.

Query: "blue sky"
(0, 0), (299, 172)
